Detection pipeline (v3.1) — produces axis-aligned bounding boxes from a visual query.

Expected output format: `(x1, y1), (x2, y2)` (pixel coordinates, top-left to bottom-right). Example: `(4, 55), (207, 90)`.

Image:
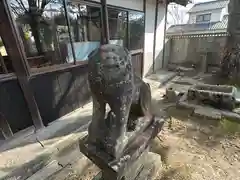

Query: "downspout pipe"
(161, 0), (189, 68)
(100, 0), (110, 44)
(152, 0), (159, 73)
(162, 1), (168, 69)
(63, 0), (77, 64)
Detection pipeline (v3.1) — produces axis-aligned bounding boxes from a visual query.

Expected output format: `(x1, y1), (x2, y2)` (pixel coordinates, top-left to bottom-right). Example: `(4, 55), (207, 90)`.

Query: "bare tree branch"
(41, 0), (57, 10)
(15, 0), (28, 12)
(10, 2), (25, 16)
(168, 4), (185, 24)
(27, 0), (36, 7)
(41, 0), (48, 10)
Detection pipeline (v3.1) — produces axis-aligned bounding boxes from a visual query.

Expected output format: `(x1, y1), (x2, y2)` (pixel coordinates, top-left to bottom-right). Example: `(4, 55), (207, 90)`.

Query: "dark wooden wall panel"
(0, 55), (142, 134)
(131, 53), (143, 78)
(0, 80), (32, 133)
(30, 65), (91, 125)
(30, 73), (59, 125)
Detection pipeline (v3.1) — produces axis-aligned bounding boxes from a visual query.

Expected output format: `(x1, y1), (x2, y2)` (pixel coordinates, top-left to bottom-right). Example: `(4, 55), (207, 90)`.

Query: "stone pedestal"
(80, 117), (165, 180)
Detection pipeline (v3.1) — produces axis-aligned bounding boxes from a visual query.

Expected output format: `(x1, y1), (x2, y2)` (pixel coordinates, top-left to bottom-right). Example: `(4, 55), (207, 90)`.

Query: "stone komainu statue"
(87, 44), (151, 158)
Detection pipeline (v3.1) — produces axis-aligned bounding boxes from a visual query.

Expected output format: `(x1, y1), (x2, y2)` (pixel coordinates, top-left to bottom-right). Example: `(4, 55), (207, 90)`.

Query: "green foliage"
(227, 79), (240, 88)
(129, 16), (144, 49)
(0, 39), (3, 47)
(24, 31), (31, 40)
(220, 118), (240, 135)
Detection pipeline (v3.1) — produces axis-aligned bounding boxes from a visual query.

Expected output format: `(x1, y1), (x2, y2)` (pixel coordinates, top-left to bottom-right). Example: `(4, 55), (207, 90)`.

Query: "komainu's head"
(88, 44), (133, 82)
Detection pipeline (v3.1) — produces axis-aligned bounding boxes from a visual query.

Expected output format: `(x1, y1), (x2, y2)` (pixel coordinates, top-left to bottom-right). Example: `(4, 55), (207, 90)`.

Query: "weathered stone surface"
(80, 117), (165, 180)
(187, 84), (237, 111)
(93, 151), (162, 180)
(87, 44), (134, 158)
(165, 87), (181, 102)
(134, 152), (162, 180)
(83, 44), (165, 180)
(87, 44), (153, 159)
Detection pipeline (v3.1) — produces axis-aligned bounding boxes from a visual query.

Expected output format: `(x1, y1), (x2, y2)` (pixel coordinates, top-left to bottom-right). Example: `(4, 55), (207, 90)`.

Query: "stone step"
(47, 152), (163, 180)
(27, 143), (85, 180)
(45, 156), (98, 180)
(0, 126), (88, 180)
(0, 102), (93, 180)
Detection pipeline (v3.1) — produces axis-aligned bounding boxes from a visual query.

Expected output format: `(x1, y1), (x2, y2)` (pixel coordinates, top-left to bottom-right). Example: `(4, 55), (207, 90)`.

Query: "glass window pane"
(0, 36), (12, 74)
(196, 15), (203, 22)
(68, 2), (102, 62)
(204, 14), (211, 21)
(108, 8), (127, 47)
(129, 11), (145, 50)
(0, 37), (7, 56)
(10, 0), (74, 68)
(196, 14), (211, 23)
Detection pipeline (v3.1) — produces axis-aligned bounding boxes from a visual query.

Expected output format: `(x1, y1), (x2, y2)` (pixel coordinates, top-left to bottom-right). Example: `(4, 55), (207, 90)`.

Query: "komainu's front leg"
(107, 91), (133, 158)
(88, 94), (106, 145)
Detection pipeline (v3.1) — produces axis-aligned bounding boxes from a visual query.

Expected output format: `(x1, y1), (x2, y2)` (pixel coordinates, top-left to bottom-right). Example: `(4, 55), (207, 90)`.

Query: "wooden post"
(0, 112), (13, 139)
(0, 0), (45, 130)
(86, 7), (91, 41)
(100, 0), (110, 44)
(63, 0), (77, 64)
(0, 52), (8, 74)
(162, 0), (168, 68)
(152, 0), (159, 73)
(142, 0), (146, 78)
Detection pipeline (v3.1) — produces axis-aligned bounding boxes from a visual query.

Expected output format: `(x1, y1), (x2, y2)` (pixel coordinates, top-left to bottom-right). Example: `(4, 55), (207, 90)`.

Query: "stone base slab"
(92, 151), (163, 180)
(80, 117), (165, 180)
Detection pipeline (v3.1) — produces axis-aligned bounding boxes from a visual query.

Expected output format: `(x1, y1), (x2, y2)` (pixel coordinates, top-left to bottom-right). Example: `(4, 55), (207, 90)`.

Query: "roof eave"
(166, 29), (228, 36)
(167, 0), (190, 6)
(188, 7), (225, 13)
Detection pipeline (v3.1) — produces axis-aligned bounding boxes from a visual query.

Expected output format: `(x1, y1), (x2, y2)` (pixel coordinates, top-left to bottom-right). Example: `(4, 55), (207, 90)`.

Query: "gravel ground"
(151, 104), (240, 180)
(48, 77), (240, 180)
(48, 103), (240, 180)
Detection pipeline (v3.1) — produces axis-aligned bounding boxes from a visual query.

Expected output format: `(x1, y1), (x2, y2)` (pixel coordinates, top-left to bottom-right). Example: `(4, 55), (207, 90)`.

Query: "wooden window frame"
(3, 0), (145, 77)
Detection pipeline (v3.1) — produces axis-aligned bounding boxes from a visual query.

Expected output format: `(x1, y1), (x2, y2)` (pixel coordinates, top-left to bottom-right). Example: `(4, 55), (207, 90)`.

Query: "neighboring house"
(164, 0), (229, 71)
(167, 0), (229, 36)
(188, 0), (229, 23)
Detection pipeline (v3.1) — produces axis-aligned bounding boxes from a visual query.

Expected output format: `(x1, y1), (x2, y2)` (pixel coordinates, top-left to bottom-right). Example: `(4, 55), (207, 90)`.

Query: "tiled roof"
(167, 15), (228, 36)
(188, 0), (229, 13)
(210, 15), (228, 30)
(167, 23), (214, 34)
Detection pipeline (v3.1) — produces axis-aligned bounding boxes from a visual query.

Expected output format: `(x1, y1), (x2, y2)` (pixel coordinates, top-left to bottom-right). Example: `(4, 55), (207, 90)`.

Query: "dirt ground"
(150, 99), (240, 180)
(49, 75), (240, 180)
(55, 103), (240, 180)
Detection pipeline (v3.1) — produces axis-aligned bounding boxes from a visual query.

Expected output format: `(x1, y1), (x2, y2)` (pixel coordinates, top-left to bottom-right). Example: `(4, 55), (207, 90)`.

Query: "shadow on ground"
(0, 114), (91, 153)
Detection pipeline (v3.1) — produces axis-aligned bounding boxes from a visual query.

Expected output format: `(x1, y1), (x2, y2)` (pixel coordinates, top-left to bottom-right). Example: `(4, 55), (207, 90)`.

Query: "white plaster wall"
(163, 38), (172, 68)
(188, 9), (223, 23)
(154, 3), (166, 71)
(169, 38), (189, 64)
(143, 0), (156, 76)
(90, 0), (143, 11)
(221, 7), (228, 21)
